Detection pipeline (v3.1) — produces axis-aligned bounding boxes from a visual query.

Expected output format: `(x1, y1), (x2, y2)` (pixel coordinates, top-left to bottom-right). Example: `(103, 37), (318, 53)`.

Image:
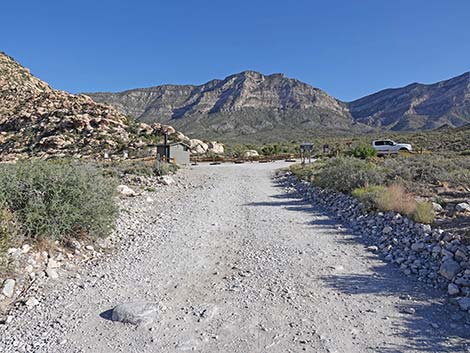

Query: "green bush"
(314, 157), (385, 193)
(0, 159), (118, 242)
(346, 144), (377, 159)
(412, 202), (435, 224)
(382, 155), (470, 188)
(290, 162), (325, 182)
(351, 185), (386, 210)
(0, 206), (20, 272)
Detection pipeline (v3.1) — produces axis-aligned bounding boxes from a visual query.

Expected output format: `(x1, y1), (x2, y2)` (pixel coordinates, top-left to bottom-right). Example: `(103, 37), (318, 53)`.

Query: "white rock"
(159, 175), (175, 186)
(448, 283), (460, 296)
(458, 297), (470, 311)
(25, 297), (39, 308)
(116, 185), (137, 197)
(208, 141), (224, 154)
(7, 248), (18, 255)
(456, 203), (470, 212)
(382, 226), (393, 234)
(242, 150), (259, 158)
(21, 244), (31, 254)
(439, 260), (461, 280)
(46, 268), (59, 279)
(432, 202), (444, 212)
(111, 301), (159, 326)
(47, 259), (59, 269)
(85, 245), (94, 251)
(189, 139), (209, 155)
(2, 279), (16, 298)
(69, 240), (81, 250)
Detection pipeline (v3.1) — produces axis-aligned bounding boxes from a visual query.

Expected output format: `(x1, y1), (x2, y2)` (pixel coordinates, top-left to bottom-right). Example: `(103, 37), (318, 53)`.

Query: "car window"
(385, 141), (394, 146)
(374, 141), (384, 146)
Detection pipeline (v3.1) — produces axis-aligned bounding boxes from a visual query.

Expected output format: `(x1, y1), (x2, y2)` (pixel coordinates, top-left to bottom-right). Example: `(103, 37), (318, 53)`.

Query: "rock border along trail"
(1, 161), (469, 352)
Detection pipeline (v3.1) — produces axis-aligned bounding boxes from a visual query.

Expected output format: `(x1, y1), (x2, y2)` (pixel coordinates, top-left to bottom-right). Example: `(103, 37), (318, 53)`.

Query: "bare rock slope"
(349, 72), (470, 130)
(88, 71), (470, 141)
(88, 71), (360, 141)
(0, 52), (186, 160)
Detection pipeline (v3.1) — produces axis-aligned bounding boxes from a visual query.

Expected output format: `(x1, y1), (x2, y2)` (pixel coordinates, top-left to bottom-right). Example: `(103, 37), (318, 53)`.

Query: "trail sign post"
(300, 143), (314, 164)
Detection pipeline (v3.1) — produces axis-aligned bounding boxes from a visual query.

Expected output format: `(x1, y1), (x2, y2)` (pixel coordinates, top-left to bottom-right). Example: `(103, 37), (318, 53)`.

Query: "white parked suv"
(372, 139), (412, 155)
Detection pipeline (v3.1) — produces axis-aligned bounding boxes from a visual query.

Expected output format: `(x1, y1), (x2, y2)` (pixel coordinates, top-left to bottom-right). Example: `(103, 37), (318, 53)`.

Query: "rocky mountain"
(88, 71), (470, 141)
(0, 52), (189, 161)
(88, 71), (363, 142)
(348, 72), (470, 131)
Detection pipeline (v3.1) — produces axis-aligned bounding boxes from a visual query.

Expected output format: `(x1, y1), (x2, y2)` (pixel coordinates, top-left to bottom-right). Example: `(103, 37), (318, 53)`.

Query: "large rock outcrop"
(0, 52), (188, 160)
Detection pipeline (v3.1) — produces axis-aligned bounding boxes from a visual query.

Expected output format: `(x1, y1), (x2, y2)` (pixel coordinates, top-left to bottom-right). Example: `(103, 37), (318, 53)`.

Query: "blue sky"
(1, 0), (469, 101)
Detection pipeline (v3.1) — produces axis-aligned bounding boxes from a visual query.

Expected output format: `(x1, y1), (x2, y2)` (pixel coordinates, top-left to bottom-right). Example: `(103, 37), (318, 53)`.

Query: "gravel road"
(1, 161), (469, 352)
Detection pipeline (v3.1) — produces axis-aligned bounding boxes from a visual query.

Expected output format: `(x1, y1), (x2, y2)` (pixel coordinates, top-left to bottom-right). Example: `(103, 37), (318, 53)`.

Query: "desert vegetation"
(0, 159), (119, 269)
(290, 152), (470, 225)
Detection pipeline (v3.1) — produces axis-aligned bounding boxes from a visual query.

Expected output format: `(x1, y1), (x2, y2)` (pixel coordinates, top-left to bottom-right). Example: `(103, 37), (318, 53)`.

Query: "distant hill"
(348, 72), (470, 131)
(87, 71), (369, 142)
(0, 52), (188, 160)
(88, 71), (470, 142)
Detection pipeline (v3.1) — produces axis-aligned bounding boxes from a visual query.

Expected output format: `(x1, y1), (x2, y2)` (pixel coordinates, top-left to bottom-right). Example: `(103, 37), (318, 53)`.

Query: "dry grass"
(352, 184), (435, 224)
(374, 184), (417, 215)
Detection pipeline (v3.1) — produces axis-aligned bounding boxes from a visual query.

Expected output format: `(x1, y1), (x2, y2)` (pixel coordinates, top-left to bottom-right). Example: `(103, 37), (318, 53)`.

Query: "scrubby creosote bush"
(0, 206), (20, 272)
(291, 156), (439, 224)
(314, 158), (385, 193)
(0, 159), (118, 243)
(101, 160), (179, 178)
(381, 155), (470, 189)
(345, 144), (377, 159)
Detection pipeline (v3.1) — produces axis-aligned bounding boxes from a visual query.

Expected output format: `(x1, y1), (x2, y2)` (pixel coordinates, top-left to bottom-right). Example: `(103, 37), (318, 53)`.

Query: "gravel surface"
(1, 161), (470, 352)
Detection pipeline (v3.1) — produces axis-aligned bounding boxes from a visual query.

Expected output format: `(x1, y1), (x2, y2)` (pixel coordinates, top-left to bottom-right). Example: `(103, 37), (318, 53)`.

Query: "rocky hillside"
(0, 52), (188, 161)
(348, 72), (470, 131)
(89, 71), (470, 141)
(88, 71), (362, 141)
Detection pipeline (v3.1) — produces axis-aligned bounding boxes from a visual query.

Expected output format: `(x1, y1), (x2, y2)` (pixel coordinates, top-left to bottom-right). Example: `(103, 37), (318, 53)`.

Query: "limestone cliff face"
(348, 72), (470, 130)
(0, 52), (186, 160)
(87, 71), (355, 140)
(89, 70), (470, 139)
(88, 71), (350, 121)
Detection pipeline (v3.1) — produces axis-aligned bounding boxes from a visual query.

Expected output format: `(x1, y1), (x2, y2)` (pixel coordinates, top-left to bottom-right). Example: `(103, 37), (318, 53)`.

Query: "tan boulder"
(208, 141), (224, 154)
(243, 150), (259, 158)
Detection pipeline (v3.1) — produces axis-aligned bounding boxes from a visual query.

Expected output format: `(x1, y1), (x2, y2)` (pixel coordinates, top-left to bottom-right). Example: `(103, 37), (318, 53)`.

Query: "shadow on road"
(247, 182), (470, 352)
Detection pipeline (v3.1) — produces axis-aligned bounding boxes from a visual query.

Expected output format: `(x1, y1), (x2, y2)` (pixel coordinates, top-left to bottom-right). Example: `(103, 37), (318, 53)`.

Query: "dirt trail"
(1, 161), (469, 352)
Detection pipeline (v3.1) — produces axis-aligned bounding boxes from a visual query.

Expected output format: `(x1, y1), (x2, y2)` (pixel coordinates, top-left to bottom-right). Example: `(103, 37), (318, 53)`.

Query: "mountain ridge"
(87, 70), (470, 140)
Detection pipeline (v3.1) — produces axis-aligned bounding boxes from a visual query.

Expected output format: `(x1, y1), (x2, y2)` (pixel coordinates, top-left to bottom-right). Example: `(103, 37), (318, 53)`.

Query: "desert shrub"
(290, 162), (325, 182)
(0, 159), (118, 242)
(314, 157), (385, 193)
(154, 162), (179, 176)
(412, 202), (435, 224)
(382, 155), (470, 188)
(374, 184), (417, 216)
(0, 206), (21, 272)
(346, 144), (377, 159)
(100, 160), (155, 178)
(351, 185), (386, 210)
